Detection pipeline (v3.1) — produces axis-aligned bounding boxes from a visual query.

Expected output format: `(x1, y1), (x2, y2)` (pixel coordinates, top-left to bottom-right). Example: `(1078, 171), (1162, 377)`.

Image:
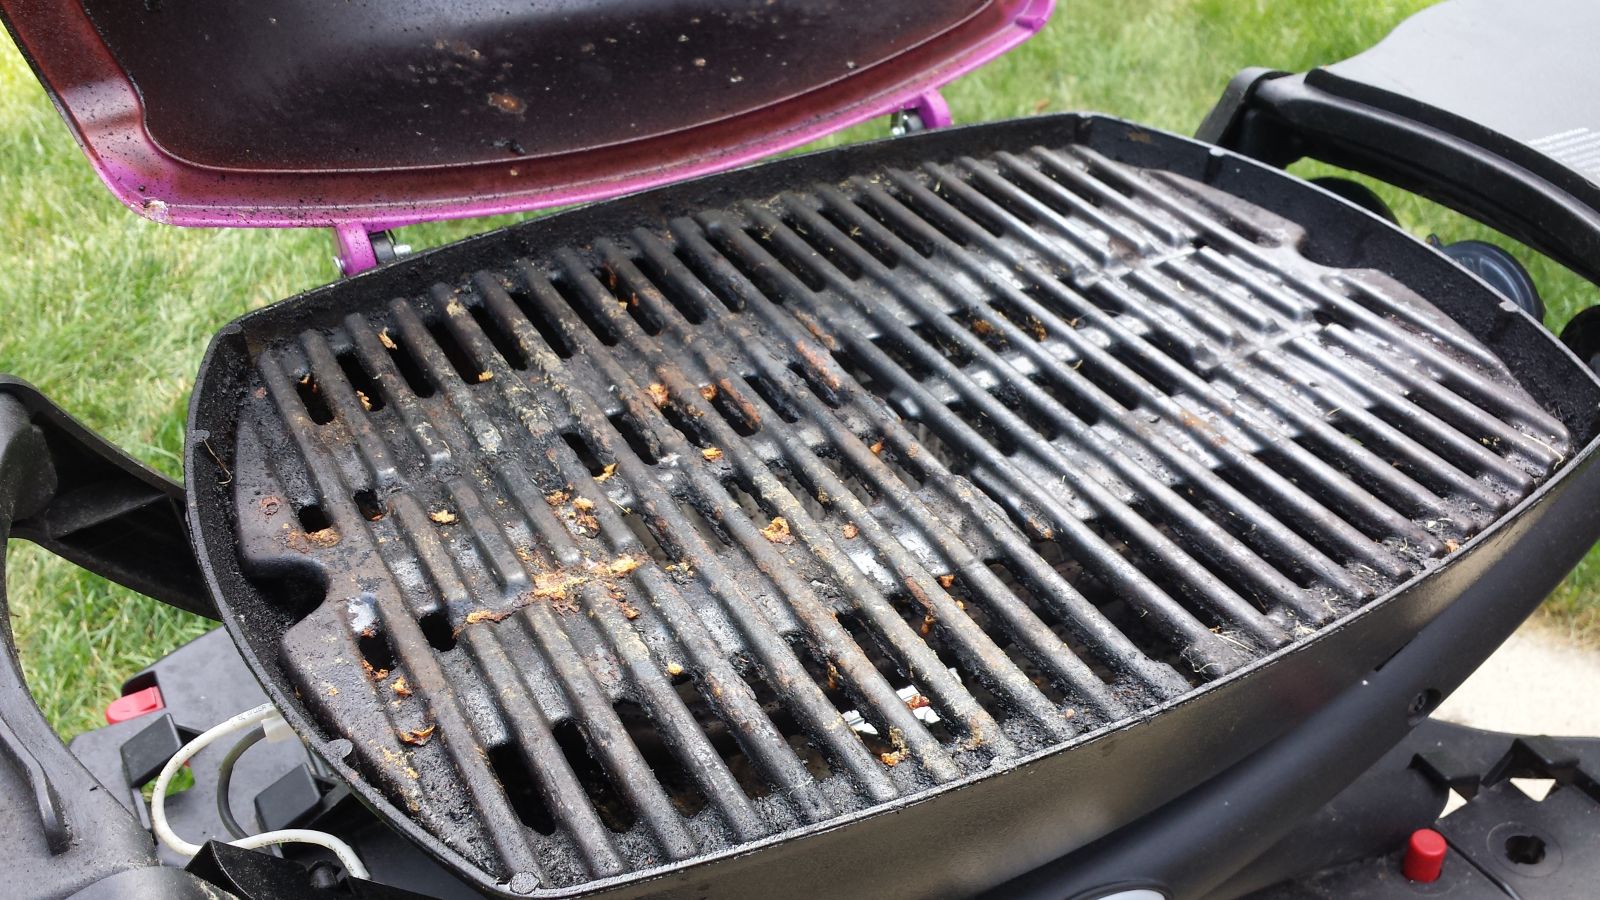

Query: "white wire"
(149, 701), (371, 880)
(228, 828), (370, 877)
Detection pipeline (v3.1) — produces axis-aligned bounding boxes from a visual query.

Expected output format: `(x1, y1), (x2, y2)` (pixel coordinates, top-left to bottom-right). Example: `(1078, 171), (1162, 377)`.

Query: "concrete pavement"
(1435, 623), (1600, 736)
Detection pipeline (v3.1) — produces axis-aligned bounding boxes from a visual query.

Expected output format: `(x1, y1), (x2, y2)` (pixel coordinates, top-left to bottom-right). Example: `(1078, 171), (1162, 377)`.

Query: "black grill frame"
(186, 114), (1600, 899)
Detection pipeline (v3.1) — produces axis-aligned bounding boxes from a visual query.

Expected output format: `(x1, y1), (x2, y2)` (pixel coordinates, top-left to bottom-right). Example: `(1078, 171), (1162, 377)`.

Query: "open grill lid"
(0, 0), (1050, 228)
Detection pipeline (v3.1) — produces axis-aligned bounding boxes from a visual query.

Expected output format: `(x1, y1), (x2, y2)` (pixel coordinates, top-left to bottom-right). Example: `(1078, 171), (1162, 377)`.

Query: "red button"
(105, 685), (165, 724)
(1403, 828), (1448, 883)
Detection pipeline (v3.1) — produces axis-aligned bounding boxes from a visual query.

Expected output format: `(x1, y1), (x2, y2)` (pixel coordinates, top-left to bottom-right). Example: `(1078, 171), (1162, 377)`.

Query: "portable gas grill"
(5, 1), (1600, 899)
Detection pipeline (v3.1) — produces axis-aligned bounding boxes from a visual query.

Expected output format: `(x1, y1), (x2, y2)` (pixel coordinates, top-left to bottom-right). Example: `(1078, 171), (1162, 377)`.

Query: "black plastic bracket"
(188, 841), (439, 900)
(1413, 748), (1484, 802)
(119, 714), (196, 790)
(1193, 66), (1289, 151)
(0, 377), (212, 618)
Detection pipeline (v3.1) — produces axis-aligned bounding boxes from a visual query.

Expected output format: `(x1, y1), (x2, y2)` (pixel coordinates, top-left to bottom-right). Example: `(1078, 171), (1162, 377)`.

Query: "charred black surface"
(186, 117), (1591, 897)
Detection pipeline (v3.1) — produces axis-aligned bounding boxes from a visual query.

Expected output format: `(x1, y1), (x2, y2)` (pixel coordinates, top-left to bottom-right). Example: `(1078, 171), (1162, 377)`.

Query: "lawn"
(3, 0), (1596, 740)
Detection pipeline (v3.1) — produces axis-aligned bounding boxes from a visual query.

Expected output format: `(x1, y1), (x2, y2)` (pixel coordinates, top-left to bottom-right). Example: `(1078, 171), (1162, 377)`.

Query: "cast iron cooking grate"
(225, 142), (1569, 889)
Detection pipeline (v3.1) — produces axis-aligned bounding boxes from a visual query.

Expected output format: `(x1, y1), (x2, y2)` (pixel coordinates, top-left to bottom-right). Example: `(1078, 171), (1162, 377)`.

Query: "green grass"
(3, 0), (1596, 740)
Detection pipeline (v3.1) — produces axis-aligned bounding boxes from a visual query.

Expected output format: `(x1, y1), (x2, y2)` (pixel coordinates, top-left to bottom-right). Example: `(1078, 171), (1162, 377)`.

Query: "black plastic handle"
(0, 383), (227, 896)
(0, 393), (176, 895)
(0, 396), (69, 852)
(1199, 69), (1600, 294)
(0, 378), (213, 619)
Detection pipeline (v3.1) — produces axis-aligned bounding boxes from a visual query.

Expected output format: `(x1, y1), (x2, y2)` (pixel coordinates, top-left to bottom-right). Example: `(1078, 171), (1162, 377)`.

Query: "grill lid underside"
(2, 0), (1047, 225)
(208, 120), (1572, 894)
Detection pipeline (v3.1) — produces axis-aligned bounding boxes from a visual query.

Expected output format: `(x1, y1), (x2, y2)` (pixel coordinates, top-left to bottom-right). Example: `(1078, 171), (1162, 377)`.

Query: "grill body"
(185, 115), (1600, 898)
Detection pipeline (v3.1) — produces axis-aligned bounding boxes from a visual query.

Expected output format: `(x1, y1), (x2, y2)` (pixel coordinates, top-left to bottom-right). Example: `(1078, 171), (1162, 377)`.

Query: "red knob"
(1402, 828), (1448, 883)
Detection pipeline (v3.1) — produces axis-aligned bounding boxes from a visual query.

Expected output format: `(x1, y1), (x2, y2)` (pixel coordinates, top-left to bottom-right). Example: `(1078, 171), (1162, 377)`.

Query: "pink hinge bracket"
(333, 224), (413, 276)
(333, 223), (380, 276)
(909, 90), (954, 129)
(891, 90), (954, 136)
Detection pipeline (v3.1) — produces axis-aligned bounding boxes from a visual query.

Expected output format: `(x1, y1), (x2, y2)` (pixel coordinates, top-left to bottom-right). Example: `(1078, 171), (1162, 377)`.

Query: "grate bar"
(556, 267), (1089, 738)
(1181, 245), (1551, 492)
(384, 492), (633, 868)
(509, 266), (940, 787)
(1071, 148), (1568, 452)
(600, 240), (1135, 719)
(519, 256), (1011, 772)
(1084, 273), (1445, 561)
(350, 300), (709, 866)
(438, 283), (795, 842)
(695, 211), (1270, 672)
(888, 164), (1427, 577)
(464, 627), (629, 876)
(872, 165), (1433, 577)
(820, 182), (1389, 599)
(779, 191), (1364, 615)
(299, 333), (400, 491)
(651, 223), (1062, 745)
(1146, 255), (1506, 515)
(258, 355), (550, 881)
(1109, 257), (1461, 531)
(344, 316), (454, 468)
(1257, 345), (1516, 509)
(1035, 142), (1565, 482)
(394, 296), (707, 861)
